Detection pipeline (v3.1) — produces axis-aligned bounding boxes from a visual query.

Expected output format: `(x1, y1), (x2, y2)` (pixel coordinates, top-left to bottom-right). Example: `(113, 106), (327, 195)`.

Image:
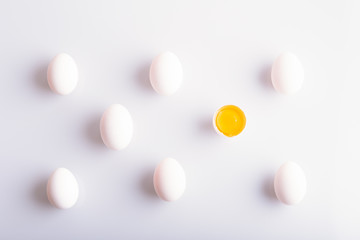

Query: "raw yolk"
(215, 105), (246, 137)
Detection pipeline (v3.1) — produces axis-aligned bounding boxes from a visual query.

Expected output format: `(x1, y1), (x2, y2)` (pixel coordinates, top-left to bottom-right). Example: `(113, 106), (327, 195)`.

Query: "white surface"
(0, 0), (359, 239)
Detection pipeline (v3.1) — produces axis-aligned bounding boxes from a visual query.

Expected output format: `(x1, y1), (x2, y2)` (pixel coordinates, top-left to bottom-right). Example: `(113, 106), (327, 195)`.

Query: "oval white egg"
(274, 161), (307, 205)
(153, 158), (186, 201)
(149, 51), (183, 96)
(271, 52), (304, 94)
(47, 53), (78, 95)
(47, 168), (79, 209)
(100, 104), (133, 150)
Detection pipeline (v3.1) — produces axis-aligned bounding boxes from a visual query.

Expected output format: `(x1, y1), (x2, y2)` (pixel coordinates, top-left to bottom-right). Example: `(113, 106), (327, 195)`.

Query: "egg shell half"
(153, 158), (186, 202)
(212, 105), (246, 137)
(47, 168), (79, 209)
(100, 104), (133, 150)
(47, 53), (78, 95)
(149, 51), (183, 96)
(271, 52), (304, 94)
(274, 161), (307, 205)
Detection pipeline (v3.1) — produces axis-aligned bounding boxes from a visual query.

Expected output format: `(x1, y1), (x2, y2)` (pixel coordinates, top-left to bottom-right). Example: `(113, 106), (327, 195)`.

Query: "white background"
(0, 0), (359, 239)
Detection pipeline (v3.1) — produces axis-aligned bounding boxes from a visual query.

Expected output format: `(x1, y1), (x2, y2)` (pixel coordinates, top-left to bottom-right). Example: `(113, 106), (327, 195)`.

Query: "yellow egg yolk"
(215, 105), (246, 137)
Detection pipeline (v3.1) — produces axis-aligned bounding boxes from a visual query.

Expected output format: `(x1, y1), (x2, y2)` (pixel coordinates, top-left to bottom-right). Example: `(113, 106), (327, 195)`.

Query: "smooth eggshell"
(274, 161), (307, 205)
(271, 52), (304, 94)
(47, 53), (78, 95)
(149, 51), (183, 96)
(153, 158), (186, 201)
(47, 168), (79, 209)
(100, 104), (133, 150)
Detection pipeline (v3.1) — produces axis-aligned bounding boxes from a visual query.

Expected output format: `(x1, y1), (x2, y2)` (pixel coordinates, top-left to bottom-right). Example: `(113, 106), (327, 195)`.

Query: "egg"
(274, 161), (307, 205)
(271, 52), (304, 94)
(213, 105), (246, 137)
(149, 51), (183, 96)
(47, 168), (79, 209)
(100, 104), (133, 150)
(47, 53), (78, 95)
(153, 158), (186, 201)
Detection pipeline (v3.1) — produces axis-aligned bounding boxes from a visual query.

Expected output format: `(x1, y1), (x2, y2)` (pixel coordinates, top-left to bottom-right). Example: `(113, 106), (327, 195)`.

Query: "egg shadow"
(198, 114), (217, 137)
(140, 168), (157, 199)
(200, 119), (215, 135)
(259, 63), (273, 90)
(32, 177), (53, 209)
(33, 62), (52, 94)
(262, 174), (278, 202)
(136, 62), (152, 92)
(85, 114), (105, 149)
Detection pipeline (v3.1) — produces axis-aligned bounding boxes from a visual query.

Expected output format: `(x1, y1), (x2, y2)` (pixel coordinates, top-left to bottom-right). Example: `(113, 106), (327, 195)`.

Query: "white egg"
(100, 104), (133, 150)
(47, 168), (79, 209)
(274, 161), (307, 205)
(149, 51), (183, 96)
(271, 52), (304, 94)
(47, 53), (78, 95)
(153, 158), (186, 202)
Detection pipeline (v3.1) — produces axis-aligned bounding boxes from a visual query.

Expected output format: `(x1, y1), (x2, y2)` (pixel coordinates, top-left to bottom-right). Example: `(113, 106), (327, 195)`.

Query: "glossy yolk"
(215, 105), (246, 137)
